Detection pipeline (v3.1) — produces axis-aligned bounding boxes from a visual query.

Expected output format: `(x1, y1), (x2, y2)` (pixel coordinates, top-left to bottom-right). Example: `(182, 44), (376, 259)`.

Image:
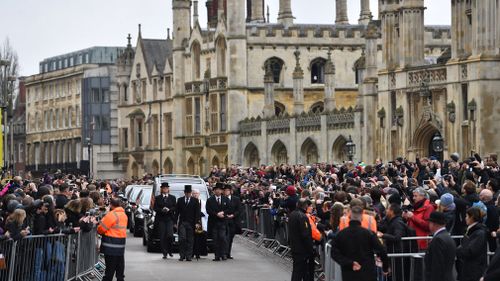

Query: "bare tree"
(0, 37), (20, 115)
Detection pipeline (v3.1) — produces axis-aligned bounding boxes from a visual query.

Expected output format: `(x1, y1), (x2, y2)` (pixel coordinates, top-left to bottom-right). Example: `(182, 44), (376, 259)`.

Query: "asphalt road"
(123, 234), (291, 281)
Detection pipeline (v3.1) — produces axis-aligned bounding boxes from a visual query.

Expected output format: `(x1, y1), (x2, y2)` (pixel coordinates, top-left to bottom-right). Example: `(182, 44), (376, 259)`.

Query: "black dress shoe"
(226, 256), (234, 259)
(212, 258), (221, 261)
(179, 258), (185, 261)
(162, 255), (167, 260)
(222, 257), (227, 261)
(169, 253), (174, 257)
(186, 258), (192, 261)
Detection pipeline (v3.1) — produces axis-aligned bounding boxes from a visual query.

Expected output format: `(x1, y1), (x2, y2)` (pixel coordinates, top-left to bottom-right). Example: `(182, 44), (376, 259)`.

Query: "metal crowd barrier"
(325, 235), (495, 281)
(0, 228), (102, 281)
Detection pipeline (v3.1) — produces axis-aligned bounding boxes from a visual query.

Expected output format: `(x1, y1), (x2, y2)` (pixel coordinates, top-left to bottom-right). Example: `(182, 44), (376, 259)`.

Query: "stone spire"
(324, 50), (336, 111)
(218, 0), (225, 19)
(263, 63), (275, 118)
(335, 0), (349, 25)
(472, 0), (497, 56)
(365, 21), (379, 78)
(193, 0), (199, 25)
(293, 49), (304, 114)
(278, 0), (294, 27)
(380, 0), (399, 70)
(399, 0), (425, 67)
(358, 0), (372, 25)
(250, 0), (265, 23)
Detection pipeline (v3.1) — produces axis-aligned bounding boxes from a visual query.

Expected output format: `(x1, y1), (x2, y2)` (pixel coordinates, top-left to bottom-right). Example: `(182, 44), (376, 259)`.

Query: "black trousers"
(291, 254), (314, 281)
(178, 221), (194, 259)
(158, 219), (174, 256)
(211, 222), (228, 259)
(226, 221), (236, 257)
(103, 255), (125, 281)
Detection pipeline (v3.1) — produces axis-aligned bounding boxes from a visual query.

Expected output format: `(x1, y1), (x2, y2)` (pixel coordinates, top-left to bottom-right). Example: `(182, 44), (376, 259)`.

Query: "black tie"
(186, 198), (189, 205)
(217, 197), (220, 205)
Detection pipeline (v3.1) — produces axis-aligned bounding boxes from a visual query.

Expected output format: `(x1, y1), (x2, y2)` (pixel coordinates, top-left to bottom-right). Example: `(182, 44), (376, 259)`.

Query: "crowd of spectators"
(205, 153), (500, 280)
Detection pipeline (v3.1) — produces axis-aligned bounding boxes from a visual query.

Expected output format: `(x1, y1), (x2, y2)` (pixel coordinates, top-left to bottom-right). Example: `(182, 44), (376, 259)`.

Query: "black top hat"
(214, 182), (224, 190)
(223, 184), (233, 190)
(184, 185), (192, 193)
(428, 211), (447, 225)
(161, 182), (169, 188)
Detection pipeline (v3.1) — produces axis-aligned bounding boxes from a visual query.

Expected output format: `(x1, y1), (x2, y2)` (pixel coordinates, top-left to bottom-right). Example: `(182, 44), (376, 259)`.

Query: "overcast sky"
(0, 0), (451, 76)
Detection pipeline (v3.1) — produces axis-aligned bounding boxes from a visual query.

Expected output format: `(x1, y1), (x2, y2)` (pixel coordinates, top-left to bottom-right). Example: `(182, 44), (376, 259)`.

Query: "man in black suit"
(424, 211), (457, 281)
(332, 206), (389, 281)
(224, 184), (241, 259)
(206, 182), (230, 261)
(288, 198), (314, 281)
(176, 185), (201, 261)
(153, 182), (177, 259)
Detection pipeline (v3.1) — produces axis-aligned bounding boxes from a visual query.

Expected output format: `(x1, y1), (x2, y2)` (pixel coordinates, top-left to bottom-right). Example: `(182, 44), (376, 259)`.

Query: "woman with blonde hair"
(6, 209), (29, 240)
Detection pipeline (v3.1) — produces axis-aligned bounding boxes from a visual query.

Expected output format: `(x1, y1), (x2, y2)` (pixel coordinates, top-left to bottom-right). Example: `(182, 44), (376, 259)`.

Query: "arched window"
(275, 101), (286, 116)
(310, 102), (324, 114)
(191, 41), (201, 80)
(264, 57), (284, 84)
(215, 36), (227, 76)
(310, 58), (326, 84)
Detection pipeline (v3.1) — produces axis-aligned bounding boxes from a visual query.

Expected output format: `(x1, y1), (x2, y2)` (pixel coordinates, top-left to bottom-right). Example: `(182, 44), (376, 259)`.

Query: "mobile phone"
(423, 180), (431, 185)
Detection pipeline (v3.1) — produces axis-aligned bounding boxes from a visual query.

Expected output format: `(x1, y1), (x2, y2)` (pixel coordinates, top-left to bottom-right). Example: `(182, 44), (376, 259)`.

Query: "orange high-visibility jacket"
(339, 212), (377, 233)
(307, 214), (322, 241)
(98, 207), (128, 256)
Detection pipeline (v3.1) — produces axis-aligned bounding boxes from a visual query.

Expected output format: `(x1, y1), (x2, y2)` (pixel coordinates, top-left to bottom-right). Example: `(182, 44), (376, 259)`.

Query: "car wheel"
(146, 239), (155, 253)
(133, 225), (142, 237)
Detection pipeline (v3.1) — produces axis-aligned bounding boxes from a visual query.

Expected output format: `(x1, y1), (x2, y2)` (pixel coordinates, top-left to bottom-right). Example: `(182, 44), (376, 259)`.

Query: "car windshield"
(168, 190), (208, 202)
(141, 189), (152, 206)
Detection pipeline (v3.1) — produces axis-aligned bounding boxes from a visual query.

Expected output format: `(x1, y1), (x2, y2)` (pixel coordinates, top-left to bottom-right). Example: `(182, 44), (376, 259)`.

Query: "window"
(275, 102), (285, 116)
(462, 83), (468, 120)
(62, 109), (66, 128)
(310, 58), (326, 84)
(69, 57), (74, 66)
(165, 77), (171, 98)
(216, 37), (226, 76)
(123, 128), (128, 149)
(153, 79), (158, 100)
(186, 98), (193, 134)
(210, 94), (218, 132)
(391, 91), (397, 126)
(142, 80), (147, 102)
(84, 53), (89, 63)
(195, 97), (201, 134)
(75, 106), (80, 127)
(165, 113), (173, 146)
(220, 93), (227, 132)
(310, 102), (324, 114)
(192, 41), (201, 80)
(92, 88), (100, 103)
(102, 90), (110, 103)
(264, 58), (284, 83)
(93, 116), (101, 130)
(136, 120), (143, 147)
(123, 84), (128, 101)
(55, 109), (59, 129)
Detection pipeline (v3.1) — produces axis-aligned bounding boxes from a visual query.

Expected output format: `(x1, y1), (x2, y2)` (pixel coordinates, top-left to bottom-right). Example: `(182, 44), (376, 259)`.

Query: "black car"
(130, 187), (152, 237)
(125, 185), (151, 232)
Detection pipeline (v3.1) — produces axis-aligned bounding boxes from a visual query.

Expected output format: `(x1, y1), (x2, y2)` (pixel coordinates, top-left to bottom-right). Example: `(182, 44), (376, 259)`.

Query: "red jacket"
(408, 199), (434, 250)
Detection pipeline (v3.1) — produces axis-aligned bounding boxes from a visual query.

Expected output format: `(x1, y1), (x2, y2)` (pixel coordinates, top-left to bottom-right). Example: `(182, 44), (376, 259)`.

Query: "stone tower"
(172, 0), (191, 171)
(399, 0), (425, 67)
(249, 0), (265, 23)
(226, 0), (248, 164)
(278, 0), (294, 26)
(336, 0), (349, 25)
(379, 0), (400, 70)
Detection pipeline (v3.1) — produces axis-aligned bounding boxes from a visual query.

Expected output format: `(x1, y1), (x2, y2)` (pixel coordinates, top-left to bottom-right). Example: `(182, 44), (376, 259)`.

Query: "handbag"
(0, 253), (7, 270)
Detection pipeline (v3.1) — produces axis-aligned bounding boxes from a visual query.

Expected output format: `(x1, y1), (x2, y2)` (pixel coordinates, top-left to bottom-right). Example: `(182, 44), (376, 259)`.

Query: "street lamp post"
(345, 135), (356, 161)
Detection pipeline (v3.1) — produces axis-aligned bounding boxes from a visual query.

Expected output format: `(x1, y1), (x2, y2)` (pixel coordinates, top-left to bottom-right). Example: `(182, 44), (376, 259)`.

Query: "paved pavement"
(123, 234), (291, 281)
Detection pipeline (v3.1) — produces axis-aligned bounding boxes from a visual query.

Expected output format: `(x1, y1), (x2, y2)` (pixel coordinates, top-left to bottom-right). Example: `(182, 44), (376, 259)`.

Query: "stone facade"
(25, 47), (124, 176)
(117, 0), (457, 177)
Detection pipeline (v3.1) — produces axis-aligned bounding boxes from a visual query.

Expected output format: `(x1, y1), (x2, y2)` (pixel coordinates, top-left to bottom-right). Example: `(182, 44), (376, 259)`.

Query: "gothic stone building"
(117, 0), (456, 177)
